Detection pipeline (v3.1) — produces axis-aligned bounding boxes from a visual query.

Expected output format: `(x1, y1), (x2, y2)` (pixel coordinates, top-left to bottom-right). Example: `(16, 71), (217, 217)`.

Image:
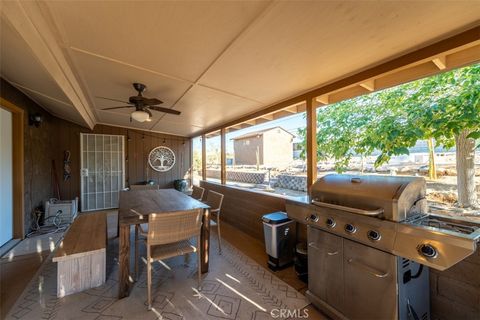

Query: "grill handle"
(312, 200), (384, 216)
(347, 258), (389, 278)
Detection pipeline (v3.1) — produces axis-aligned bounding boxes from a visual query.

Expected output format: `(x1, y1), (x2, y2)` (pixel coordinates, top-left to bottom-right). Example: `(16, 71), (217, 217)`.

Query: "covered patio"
(1, 1), (479, 320)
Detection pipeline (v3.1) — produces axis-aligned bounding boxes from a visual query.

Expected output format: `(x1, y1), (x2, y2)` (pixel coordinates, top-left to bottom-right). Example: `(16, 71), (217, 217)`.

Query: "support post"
(306, 98), (318, 193)
(201, 134), (207, 181)
(220, 128), (226, 184)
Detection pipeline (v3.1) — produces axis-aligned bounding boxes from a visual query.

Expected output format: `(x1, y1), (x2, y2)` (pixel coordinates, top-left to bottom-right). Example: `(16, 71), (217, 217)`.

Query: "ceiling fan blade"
(144, 98), (163, 105)
(148, 106), (181, 115)
(101, 106), (134, 110)
(96, 96), (131, 104)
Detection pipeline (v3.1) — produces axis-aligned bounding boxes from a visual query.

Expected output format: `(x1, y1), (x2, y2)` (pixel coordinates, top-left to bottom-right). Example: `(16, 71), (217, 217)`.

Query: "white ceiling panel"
(160, 85), (262, 131)
(12, 87), (86, 126)
(70, 49), (192, 113)
(46, 0), (271, 82)
(151, 119), (204, 137)
(0, 19), (72, 105)
(199, 1), (480, 103)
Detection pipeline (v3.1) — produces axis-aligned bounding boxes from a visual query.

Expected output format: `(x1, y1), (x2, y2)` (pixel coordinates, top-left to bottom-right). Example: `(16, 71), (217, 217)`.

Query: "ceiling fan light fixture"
(131, 110), (150, 122)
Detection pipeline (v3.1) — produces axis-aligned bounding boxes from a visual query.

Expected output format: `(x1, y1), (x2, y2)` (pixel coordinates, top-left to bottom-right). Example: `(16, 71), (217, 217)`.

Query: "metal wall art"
(148, 146), (175, 172)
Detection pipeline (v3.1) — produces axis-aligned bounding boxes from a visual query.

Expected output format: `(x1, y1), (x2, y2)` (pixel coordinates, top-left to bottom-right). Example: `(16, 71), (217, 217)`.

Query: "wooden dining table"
(117, 188), (210, 298)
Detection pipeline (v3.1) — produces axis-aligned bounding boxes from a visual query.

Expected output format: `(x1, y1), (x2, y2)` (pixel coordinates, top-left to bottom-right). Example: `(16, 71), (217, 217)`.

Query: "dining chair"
(190, 185), (205, 201)
(144, 209), (203, 310)
(204, 190), (224, 254)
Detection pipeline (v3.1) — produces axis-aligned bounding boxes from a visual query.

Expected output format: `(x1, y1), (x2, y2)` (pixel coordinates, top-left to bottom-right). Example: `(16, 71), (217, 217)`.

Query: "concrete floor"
(1, 211), (327, 319)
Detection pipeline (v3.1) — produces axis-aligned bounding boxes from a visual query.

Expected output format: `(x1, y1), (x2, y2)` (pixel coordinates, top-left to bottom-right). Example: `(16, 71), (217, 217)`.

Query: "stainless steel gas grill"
(286, 174), (480, 320)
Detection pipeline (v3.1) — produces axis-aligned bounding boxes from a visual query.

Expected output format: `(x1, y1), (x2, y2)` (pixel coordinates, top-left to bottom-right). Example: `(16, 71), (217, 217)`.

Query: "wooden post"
(220, 128), (226, 184)
(200, 208), (210, 273)
(201, 134), (207, 181)
(306, 98), (318, 193)
(189, 138), (193, 187)
(118, 224), (131, 298)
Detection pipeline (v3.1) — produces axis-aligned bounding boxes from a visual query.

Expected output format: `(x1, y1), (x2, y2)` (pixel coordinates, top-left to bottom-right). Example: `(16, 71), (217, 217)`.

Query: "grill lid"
(310, 174), (426, 221)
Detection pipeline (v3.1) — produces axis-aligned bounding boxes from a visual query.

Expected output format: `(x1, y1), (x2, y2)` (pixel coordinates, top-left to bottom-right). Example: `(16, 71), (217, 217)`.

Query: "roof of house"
(232, 126), (294, 140)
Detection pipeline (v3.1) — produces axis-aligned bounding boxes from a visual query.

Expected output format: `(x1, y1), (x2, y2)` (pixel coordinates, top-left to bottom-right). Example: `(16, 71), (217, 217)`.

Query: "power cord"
(25, 209), (68, 238)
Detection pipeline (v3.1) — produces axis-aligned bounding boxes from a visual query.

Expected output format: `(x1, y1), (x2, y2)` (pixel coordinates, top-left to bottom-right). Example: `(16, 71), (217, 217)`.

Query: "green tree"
(298, 64), (480, 208)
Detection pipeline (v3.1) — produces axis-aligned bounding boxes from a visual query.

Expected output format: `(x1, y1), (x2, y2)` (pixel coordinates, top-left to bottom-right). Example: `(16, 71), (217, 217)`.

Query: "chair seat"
(150, 240), (197, 261)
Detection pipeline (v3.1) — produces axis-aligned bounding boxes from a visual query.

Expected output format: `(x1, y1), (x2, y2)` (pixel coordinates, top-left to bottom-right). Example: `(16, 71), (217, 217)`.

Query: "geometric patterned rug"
(6, 230), (308, 320)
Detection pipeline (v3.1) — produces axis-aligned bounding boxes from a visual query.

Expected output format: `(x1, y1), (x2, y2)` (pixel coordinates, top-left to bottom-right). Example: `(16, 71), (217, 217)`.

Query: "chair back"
(147, 209), (202, 246)
(191, 186), (205, 201)
(205, 190), (224, 212)
(130, 184), (159, 191)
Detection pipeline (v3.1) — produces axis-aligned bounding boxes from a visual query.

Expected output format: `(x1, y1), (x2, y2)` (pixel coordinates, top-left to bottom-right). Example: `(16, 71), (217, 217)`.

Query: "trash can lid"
(262, 212), (290, 224)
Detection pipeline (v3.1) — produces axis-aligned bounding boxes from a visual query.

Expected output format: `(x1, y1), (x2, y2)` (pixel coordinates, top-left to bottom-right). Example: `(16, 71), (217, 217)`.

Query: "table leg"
(200, 209), (210, 273)
(118, 224), (131, 298)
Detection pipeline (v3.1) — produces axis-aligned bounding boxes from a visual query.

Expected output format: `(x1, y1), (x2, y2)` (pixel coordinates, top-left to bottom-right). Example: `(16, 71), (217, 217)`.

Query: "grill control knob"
(418, 244), (438, 258)
(326, 218), (336, 228)
(309, 214), (319, 222)
(344, 224), (356, 234)
(367, 230), (381, 241)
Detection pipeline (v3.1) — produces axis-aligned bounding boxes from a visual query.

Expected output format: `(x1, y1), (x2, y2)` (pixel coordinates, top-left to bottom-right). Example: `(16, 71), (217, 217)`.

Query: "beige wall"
(233, 129), (293, 168)
(263, 129), (293, 168)
(233, 135), (264, 166)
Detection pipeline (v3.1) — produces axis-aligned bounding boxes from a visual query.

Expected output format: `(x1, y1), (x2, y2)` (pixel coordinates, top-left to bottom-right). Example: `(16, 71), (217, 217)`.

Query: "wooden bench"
(53, 212), (107, 297)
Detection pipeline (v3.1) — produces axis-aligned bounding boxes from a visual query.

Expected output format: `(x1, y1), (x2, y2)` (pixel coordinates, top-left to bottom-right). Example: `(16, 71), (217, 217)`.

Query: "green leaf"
(467, 131), (480, 140)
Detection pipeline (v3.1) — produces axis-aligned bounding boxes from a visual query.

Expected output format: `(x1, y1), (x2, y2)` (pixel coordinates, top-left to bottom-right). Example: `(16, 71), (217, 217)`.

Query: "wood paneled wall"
(54, 123), (191, 202)
(1, 78), (191, 235)
(200, 181), (307, 243)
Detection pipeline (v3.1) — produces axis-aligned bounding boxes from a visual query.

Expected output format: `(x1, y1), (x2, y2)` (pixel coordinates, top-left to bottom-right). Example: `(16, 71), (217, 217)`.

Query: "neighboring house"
(232, 127), (294, 168)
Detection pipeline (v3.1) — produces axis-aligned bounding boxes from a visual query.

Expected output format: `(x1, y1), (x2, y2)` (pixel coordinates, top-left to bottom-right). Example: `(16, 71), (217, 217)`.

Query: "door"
(307, 226), (344, 311)
(81, 134), (125, 211)
(344, 239), (397, 320)
(0, 108), (13, 246)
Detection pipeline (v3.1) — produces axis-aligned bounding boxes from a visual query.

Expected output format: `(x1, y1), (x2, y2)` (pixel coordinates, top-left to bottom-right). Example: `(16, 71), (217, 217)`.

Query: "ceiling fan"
(98, 83), (181, 122)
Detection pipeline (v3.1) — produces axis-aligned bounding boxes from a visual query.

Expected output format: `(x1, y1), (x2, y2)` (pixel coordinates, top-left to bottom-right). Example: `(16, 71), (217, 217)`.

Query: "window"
(225, 107), (307, 198)
(191, 136), (202, 186)
(312, 63), (480, 217)
(205, 131), (221, 183)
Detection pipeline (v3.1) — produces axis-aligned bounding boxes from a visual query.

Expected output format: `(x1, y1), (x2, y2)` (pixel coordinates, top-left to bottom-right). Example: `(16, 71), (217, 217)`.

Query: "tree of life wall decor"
(148, 146), (175, 172)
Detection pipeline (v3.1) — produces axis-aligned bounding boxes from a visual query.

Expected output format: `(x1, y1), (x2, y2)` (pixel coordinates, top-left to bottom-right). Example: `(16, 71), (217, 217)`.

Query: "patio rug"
(6, 230), (308, 320)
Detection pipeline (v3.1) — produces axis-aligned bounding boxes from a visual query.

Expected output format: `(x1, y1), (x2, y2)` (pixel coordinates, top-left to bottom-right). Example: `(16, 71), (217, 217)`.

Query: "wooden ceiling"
(1, 1), (479, 137)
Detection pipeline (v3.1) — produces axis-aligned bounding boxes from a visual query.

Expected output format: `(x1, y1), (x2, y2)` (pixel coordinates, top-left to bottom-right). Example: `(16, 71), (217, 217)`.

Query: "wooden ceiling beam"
(432, 56), (447, 70)
(259, 114), (274, 120)
(316, 94), (329, 105)
(359, 79), (375, 92)
(284, 106), (298, 113)
(273, 110), (294, 120)
(2, 1), (96, 129)
(254, 118), (270, 125)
